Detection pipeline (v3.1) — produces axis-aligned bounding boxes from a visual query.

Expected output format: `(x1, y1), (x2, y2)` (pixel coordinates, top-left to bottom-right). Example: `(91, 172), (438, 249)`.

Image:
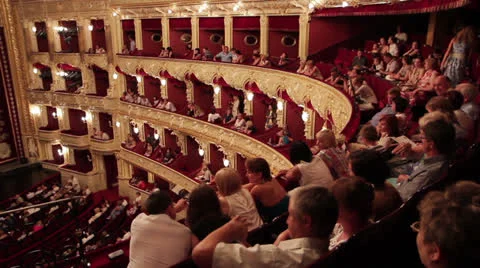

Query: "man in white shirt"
(128, 190), (192, 268)
(380, 53), (400, 76)
(388, 36), (399, 57)
(193, 187), (338, 268)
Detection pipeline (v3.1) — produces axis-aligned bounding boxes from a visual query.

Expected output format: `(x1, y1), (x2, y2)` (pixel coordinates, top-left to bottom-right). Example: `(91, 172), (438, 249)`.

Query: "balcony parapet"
(30, 52), (50, 65)
(38, 129), (60, 142)
(84, 53), (109, 70)
(27, 90), (117, 111)
(53, 52), (81, 67)
(59, 132), (90, 148)
(90, 138), (118, 153)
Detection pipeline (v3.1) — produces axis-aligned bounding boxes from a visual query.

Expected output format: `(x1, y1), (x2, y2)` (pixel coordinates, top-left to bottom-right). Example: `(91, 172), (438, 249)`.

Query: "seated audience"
(393, 96), (410, 132)
(88, 207), (103, 224)
(310, 129), (349, 179)
(129, 190), (193, 268)
(215, 168), (263, 231)
(187, 102), (205, 118)
(346, 77), (378, 111)
(121, 45), (129, 54)
(370, 55), (385, 75)
(388, 55), (413, 82)
(162, 148), (175, 164)
(457, 83), (479, 121)
(352, 49), (368, 68)
(388, 36), (399, 57)
(370, 43), (379, 54)
(125, 134), (137, 149)
(277, 52), (289, 67)
(231, 113), (246, 131)
(232, 50), (244, 64)
(251, 53), (261, 66)
(352, 124), (381, 151)
(165, 47), (173, 58)
(257, 54), (272, 67)
(95, 45), (106, 54)
(214, 46), (233, 63)
(446, 90), (474, 140)
(243, 158), (289, 222)
(195, 161), (213, 183)
(325, 67), (344, 86)
(379, 37), (389, 54)
(349, 150), (403, 220)
(163, 99), (176, 112)
(32, 220), (44, 232)
(270, 128), (293, 147)
(144, 143), (153, 157)
(192, 48), (202, 60)
(402, 57), (426, 91)
(403, 41), (420, 58)
(300, 60), (324, 80)
(207, 108), (222, 123)
(411, 58), (440, 95)
(241, 119), (256, 135)
(371, 87), (402, 127)
(414, 181), (480, 268)
(202, 48), (213, 61)
(329, 177), (374, 249)
(396, 116), (455, 201)
(186, 185), (230, 241)
(223, 108), (235, 124)
(192, 186), (338, 268)
(380, 53), (400, 76)
(377, 114), (400, 147)
(426, 96), (468, 140)
(265, 104), (277, 129)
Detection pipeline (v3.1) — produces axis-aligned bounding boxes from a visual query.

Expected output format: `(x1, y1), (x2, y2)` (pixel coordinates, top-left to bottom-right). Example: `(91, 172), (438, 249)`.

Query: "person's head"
(455, 25), (476, 45)
(306, 60), (314, 67)
(412, 41), (419, 49)
(288, 186), (338, 239)
(280, 52), (287, 59)
(202, 47), (208, 53)
(357, 49), (363, 57)
(416, 181), (480, 268)
(144, 190), (175, 218)
(388, 36), (396, 44)
(215, 168), (242, 196)
(358, 124), (379, 145)
(392, 97), (409, 113)
(186, 185), (222, 227)
(194, 48), (200, 54)
(446, 90), (464, 110)
(456, 83), (478, 103)
(426, 97), (454, 118)
(349, 150), (390, 187)
(222, 46), (229, 53)
(245, 157), (271, 183)
(289, 141), (313, 165)
(387, 87), (401, 105)
(128, 35), (134, 41)
(413, 57), (423, 68)
(424, 58), (437, 71)
(379, 37), (386, 45)
(372, 43), (379, 50)
(419, 116), (455, 156)
(260, 54), (267, 60)
(331, 177), (375, 224)
(382, 53), (393, 62)
(433, 76), (451, 97)
(373, 56), (381, 65)
(402, 55), (412, 66)
(136, 192), (140, 197)
(315, 129), (336, 150)
(236, 113), (243, 120)
(378, 114), (400, 137)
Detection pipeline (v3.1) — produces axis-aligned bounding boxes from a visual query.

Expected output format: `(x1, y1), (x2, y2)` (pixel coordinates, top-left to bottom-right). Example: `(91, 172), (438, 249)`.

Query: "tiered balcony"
(59, 131), (89, 148)
(37, 129), (60, 142)
(89, 137), (117, 153)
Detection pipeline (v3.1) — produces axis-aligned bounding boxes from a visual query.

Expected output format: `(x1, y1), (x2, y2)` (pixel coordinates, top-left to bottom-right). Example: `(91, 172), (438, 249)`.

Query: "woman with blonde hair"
(215, 168), (263, 231)
(441, 26), (476, 86)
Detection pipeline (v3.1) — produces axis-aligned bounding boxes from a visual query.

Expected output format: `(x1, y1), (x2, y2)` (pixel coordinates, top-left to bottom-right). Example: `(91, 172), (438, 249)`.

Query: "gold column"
(147, 172), (155, 183)
(185, 80), (194, 103)
(276, 99), (286, 128)
(298, 14), (310, 61)
(80, 63), (93, 94)
(260, 15), (269, 55)
(426, 12), (437, 47)
(108, 64), (121, 98)
(213, 85), (221, 108)
(137, 75), (145, 95)
(172, 131), (187, 155)
(85, 110), (94, 137)
(224, 16), (233, 48)
(303, 108), (315, 140)
(44, 142), (54, 160)
(49, 20), (62, 53)
(244, 92), (253, 116)
(26, 21), (38, 53)
(162, 16), (170, 48)
(160, 78), (168, 99)
(65, 147), (75, 165)
(134, 18), (143, 50)
(104, 18), (114, 64)
(52, 66), (67, 91)
(111, 16), (124, 55)
(191, 16), (199, 49)
(38, 105), (48, 129)
(80, 19), (93, 53)
(57, 107), (70, 131)
(30, 65), (43, 89)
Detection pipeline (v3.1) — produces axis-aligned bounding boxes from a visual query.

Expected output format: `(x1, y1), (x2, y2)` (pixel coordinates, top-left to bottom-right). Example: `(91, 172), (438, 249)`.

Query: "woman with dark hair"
(244, 158), (289, 222)
(192, 48), (202, 60)
(441, 26), (476, 86)
(349, 149), (402, 220)
(186, 185), (230, 241)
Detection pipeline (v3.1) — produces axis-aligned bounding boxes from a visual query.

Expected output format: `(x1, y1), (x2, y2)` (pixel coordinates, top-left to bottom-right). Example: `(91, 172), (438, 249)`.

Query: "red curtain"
(73, 149), (93, 173)
(144, 75), (161, 102)
(58, 21), (79, 53)
(209, 144), (225, 175)
(68, 108), (87, 135)
(35, 21), (49, 52)
(93, 67), (109, 96)
(286, 102), (305, 141)
(193, 82), (214, 114)
(45, 106), (59, 130)
(91, 19), (106, 50)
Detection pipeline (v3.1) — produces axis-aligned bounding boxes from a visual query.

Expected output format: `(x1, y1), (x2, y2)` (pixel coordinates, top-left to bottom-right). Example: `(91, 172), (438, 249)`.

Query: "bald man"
(432, 75), (452, 97)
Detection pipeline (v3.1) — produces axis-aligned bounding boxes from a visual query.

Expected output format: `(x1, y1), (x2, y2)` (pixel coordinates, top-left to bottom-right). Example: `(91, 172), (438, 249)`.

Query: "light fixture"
(136, 75), (142, 83)
(57, 148), (63, 156)
(115, 121), (121, 128)
(133, 126), (139, 134)
(87, 154), (92, 162)
(88, 24), (94, 31)
(81, 116), (87, 123)
(199, 2), (208, 12)
(277, 100), (283, 111)
(198, 147), (205, 157)
(302, 111), (309, 122)
(223, 157), (230, 167)
(214, 86), (220, 95)
(85, 111), (92, 121)
(112, 12), (118, 17)
(56, 109), (63, 118)
(33, 68), (39, 74)
(31, 26), (37, 33)
(57, 146), (66, 156)
(112, 72), (118, 80)
(342, 1), (349, 7)
(30, 105), (41, 116)
(154, 132), (159, 140)
(160, 79), (166, 86)
(247, 92), (254, 101)
(308, 2), (315, 9)
(52, 112), (57, 119)
(167, 9), (173, 14)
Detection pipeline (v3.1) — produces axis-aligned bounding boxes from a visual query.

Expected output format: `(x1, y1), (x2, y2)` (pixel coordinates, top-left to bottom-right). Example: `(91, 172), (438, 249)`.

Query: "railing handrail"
(0, 196), (84, 216)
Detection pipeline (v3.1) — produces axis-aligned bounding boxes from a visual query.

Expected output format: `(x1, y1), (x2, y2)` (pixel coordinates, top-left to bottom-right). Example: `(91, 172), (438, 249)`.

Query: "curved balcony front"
(59, 132), (90, 148)
(53, 53), (82, 67)
(38, 129), (60, 142)
(89, 138), (118, 153)
(30, 52), (50, 65)
(28, 90), (117, 111)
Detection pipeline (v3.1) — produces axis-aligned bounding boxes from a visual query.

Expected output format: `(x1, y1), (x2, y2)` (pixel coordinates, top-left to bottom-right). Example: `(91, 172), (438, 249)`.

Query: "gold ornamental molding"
(90, 139), (119, 153)
(84, 54), (109, 70)
(117, 56), (352, 134)
(60, 132), (90, 148)
(30, 52), (50, 65)
(28, 90), (117, 112)
(119, 101), (293, 175)
(118, 148), (198, 192)
(38, 129), (60, 142)
(53, 53), (82, 67)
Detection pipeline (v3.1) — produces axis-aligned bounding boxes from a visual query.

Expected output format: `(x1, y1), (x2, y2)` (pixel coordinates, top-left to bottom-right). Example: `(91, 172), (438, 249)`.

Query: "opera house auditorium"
(0, 0), (479, 267)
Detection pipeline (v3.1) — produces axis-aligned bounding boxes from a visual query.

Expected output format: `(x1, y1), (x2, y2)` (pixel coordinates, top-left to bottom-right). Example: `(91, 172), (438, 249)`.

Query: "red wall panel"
(35, 22), (49, 52)
(269, 16), (299, 30)
(233, 16), (260, 29)
(141, 19), (162, 56)
(164, 129), (180, 153)
(187, 136), (203, 172)
(286, 102), (305, 141)
(232, 30), (259, 59)
(199, 29), (224, 55)
(90, 19), (106, 50)
(144, 75), (161, 102)
(166, 78), (187, 112)
(73, 149), (93, 172)
(313, 111), (325, 140)
(68, 108), (87, 135)
(51, 144), (64, 163)
(209, 144), (225, 175)
(93, 67), (109, 96)
(125, 74), (138, 93)
(170, 18), (192, 58)
(103, 154), (118, 189)
(199, 18), (224, 29)
(268, 31), (298, 59)
(46, 106), (59, 130)
(193, 82), (214, 114)
(122, 20), (135, 50)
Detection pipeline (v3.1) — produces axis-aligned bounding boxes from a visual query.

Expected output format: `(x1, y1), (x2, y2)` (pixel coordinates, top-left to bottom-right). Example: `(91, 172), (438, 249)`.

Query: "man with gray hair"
(193, 187), (338, 268)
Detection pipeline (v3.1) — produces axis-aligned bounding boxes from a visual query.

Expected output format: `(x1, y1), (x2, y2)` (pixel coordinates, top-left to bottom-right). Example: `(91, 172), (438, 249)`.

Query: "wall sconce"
(154, 132), (159, 140)
(214, 86), (221, 95)
(81, 116), (87, 123)
(87, 154), (92, 162)
(108, 120), (112, 128)
(115, 121), (121, 128)
(30, 105), (41, 116)
(223, 157), (230, 167)
(247, 92), (254, 101)
(57, 146), (66, 156)
(277, 100), (284, 111)
(33, 68), (39, 74)
(160, 79), (167, 86)
(88, 25), (94, 31)
(133, 126), (139, 134)
(112, 72), (118, 80)
(54, 26), (68, 32)
(198, 147), (205, 157)
(342, 1), (349, 7)
(56, 71), (67, 77)
(52, 112), (58, 119)
(112, 11), (118, 17)
(31, 26), (37, 33)
(136, 76), (142, 83)
(167, 9), (173, 14)
(301, 110), (309, 122)
(57, 148), (63, 156)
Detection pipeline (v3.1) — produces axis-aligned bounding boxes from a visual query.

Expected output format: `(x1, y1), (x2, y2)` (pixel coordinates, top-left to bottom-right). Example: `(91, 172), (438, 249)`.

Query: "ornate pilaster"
(111, 16), (123, 55)
(134, 18), (143, 50)
(191, 16), (199, 50)
(185, 80), (194, 103)
(213, 85), (221, 108)
(298, 14), (310, 61)
(103, 18), (114, 64)
(224, 16), (233, 48)
(26, 21), (38, 53)
(260, 15), (269, 55)
(160, 78), (168, 99)
(64, 147), (75, 165)
(49, 20), (62, 53)
(244, 92), (253, 115)
(147, 172), (155, 183)
(171, 131), (187, 155)
(303, 107), (315, 140)
(276, 99), (286, 128)
(57, 107), (70, 131)
(52, 65), (66, 91)
(80, 19), (93, 53)
(30, 66), (44, 89)
(80, 63), (93, 94)
(162, 17), (170, 48)
(108, 64), (121, 98)
(131, 119), (145, 141)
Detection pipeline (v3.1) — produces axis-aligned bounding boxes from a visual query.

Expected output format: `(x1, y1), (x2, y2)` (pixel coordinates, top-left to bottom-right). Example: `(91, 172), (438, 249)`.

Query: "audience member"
(352, 49), (368, 68)
(371, 87), (401, 127)
(388, 55), (413, 82)
(270, 128), (293, 147)
(214, 46), (233, 63)
(232, 50), (244, 64)
(325, 67), (344, 86)
(370, 55), (385, 75)
(202, 48), (213, 61)
(192, 48), (202, 60)
(441, 26), (475, 86)
(265, 104), (276, 129)
(394, 25), (408, 43)
(277, 52), (289, 67)
(457, 83), (479, 121)
(402, 57), (425, 91)
(128, 35), (136, 52)
(403, 41), (420, 58)
(257, 54), (272, 67)
(207, 108), (222, 123)
(222, 108), (235, 124)
(379, 37), (389, 54)
(411, 58), (440, 95)
(380, 53), (400, 76)
(310, 129), (349, 179)
(388, 36), (399, 57)
(446, 90), (474, 140)
(231, 113), (246, 131)
(194, 161), (212, 183)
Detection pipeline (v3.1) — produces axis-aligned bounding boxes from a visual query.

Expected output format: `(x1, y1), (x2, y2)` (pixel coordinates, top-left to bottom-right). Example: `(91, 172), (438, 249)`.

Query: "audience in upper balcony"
(415, 181), (480, 268)
(222, 108), (235, 124)
(380, 53), (400, 77)
(370, 55), (385, 75)
(243, 158), (288, 222)
(346, 77), (377, 111)
(121, 45), (129, 54)
(379, 37), (389, 54)
(95, 45), (106, 54)
(395, 25), (408, 43)
(270, 128), (293, 147)
(265, 104), (276, 129)
(241, 119), (256, 135)
(329, 177), (374, 250)
(370, 43), (379, 54)
(457, 83), (479, 121)
(128, 35), (136, 52)
(194, 161), (213, 183)
(163, 99), (177, 112)
(187, 102), (205, 118)
(387, 55), (413, 82)
(215, 168), (263, 231)
(257, 54), (272, 67)
(214, 45), (233, 63)
(403, 41), (420, 58)
(232, 49), (245, 64)
(388, 36), (400, 57)
(207, 108), (222, 123)
(162, 148), (175, 164)
(311, 129), (349, 179)
(186, 185), (230, 241)
(325, 67), (344, 86)
(202, 48), (213, 61)
(129, 190), (193, 268)
(193, 186), (338, 268)
(232, 113), (246, 131)
(277, 52), (289, 67)
(165, 47), (173, 58)
(352, 49), (368, 68)
(441, 25), (475, 86)
(231, 95), (243, 117)
(192, 48), (202, 60)
(125, 134), (137, 149)
(144, 143), (153, 157)
(298, 60), (324, 80)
